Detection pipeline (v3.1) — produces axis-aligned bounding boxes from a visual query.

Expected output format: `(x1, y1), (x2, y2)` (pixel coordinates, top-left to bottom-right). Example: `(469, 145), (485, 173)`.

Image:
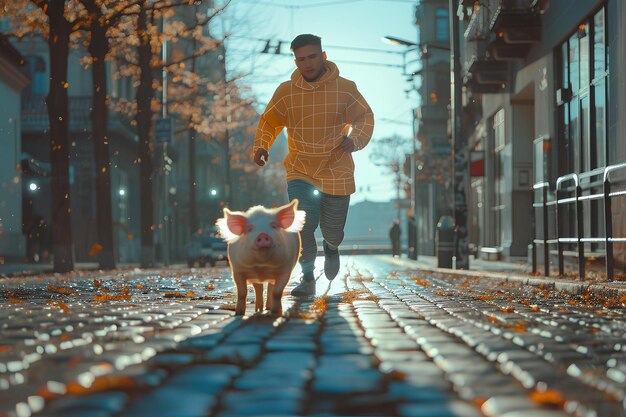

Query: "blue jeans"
(287, 180), (350, 274)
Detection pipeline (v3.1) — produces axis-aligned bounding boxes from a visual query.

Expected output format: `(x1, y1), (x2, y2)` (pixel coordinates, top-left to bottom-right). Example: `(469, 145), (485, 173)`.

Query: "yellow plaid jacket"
(253, 60), (375, 195)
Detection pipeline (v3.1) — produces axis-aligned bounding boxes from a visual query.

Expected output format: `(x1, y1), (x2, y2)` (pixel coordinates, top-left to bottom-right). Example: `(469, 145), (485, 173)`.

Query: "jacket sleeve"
(252, 86), (288, 159)
(344, 81), (374, 151)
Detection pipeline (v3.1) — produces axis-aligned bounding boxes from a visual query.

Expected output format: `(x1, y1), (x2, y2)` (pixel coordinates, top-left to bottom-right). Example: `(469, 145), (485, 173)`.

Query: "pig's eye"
(270, 222), (279, 229)
(245, 224), (255, 233)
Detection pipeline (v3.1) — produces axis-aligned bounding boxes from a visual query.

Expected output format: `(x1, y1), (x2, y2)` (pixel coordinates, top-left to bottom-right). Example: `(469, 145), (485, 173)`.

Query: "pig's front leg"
(269, 276), (289, 316)
(253, 283), (264, 312)
(266, 283), (275, 312)
(234, 276), (248, 316)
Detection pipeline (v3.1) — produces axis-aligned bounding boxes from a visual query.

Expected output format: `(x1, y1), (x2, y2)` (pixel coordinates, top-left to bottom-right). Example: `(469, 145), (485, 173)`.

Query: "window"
(490, 109), (505, 246)
(555, 6), (608, 250)
(555, 6), (608, 173)
(435, 8), (449, 42)
(23, 55), (47, 96)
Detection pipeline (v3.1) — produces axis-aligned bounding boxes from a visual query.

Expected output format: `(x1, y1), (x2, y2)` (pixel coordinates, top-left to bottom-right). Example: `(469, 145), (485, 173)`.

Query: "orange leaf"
(531, 305), (539, 312)
(48, 284), (77, 295)
(9, 298), (25, 304)
(93, 293), (130, 302)
(164, 291), (195, 298)
(88, 243), (103, 257)
(529, 388), (565, 406)
(502, 306), (515, 313)
(56, 301), (71, 314)
(412, 278), (429, 286)
(93, 279), (102, 287)
(65, 374), (137, 395)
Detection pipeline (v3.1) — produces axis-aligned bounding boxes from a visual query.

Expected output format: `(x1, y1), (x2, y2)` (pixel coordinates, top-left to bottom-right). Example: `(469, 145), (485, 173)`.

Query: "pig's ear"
(216, 208), (246, 242)
(280, 199), (306, 232)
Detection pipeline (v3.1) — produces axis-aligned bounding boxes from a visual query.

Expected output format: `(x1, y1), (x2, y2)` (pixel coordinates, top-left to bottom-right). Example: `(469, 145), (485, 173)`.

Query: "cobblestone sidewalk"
(1, 255), (626, 416)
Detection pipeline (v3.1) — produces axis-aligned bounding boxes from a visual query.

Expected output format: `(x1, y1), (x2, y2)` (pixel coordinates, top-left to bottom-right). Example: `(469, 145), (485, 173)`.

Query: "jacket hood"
(291, 60), (339, 90)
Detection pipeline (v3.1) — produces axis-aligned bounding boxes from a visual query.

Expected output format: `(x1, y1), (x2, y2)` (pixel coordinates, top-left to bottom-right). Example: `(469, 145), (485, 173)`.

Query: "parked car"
(187, 228), (228, 267)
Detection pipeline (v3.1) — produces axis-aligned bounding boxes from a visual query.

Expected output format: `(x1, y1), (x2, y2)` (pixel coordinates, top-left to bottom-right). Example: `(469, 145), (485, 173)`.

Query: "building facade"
(0, 34), (30, 262)
(15, 34), (141, 264)
(456, 0), (626, 274)
(414, 0), (453, 256)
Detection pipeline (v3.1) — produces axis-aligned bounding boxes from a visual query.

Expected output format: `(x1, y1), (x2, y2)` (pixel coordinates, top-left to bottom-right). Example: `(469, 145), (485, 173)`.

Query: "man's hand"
(340, 136), (356, 153)
(253, 148), (269, 166)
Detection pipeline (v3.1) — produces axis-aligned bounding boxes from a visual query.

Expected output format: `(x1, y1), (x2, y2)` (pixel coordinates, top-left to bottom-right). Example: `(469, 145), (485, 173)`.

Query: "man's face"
(294, 44), (327, 82)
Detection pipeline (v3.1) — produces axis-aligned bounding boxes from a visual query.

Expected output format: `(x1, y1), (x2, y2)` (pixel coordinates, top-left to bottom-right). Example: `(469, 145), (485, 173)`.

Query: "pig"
(216, 199), (306, 316)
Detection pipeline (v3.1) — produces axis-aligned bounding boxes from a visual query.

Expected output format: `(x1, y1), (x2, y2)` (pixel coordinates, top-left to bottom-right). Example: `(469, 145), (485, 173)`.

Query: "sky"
(217, 0), (422, 205)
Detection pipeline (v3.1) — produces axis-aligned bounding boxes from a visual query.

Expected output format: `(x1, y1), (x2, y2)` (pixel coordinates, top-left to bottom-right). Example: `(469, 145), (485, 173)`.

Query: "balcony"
(488, 36), (532, 60)
(463, 38), (508, 94)
(488, 0), (541, 60)
(21, 95), (135, 138)
(22, 95), (91, 132)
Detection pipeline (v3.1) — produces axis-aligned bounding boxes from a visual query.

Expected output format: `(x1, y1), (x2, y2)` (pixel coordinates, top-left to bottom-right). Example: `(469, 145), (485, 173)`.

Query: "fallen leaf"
(164, 291), (195, 298)
(88, 243), (103, 257)
(93, 293), (130, 302)
(412, 278), (429, 286)
(529, 388), (565, 406)
(48, 284), (77, 295)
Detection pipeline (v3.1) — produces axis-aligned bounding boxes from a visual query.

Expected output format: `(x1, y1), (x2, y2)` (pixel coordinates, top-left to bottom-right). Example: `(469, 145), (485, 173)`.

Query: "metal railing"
(532, 162), (626, 280)
(604, 163), (626, 280)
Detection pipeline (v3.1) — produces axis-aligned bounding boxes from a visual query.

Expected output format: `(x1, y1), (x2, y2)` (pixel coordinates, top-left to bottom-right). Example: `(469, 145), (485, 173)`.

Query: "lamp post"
(382, 35), (419, 259)
(449, 0), (469, 269)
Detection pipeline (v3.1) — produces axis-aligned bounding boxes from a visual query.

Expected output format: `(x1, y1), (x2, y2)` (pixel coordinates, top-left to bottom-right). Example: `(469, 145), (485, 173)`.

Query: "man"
(389, 219), (401, 258)
(252, 34), (374, 296)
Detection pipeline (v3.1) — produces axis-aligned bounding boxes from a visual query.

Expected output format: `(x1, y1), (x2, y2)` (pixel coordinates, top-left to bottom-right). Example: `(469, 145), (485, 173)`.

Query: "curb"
(387, 256), (626, 298)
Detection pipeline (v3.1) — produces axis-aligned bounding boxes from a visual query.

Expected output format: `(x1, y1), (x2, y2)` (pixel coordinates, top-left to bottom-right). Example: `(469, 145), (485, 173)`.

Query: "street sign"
(155, 118), (172, 143)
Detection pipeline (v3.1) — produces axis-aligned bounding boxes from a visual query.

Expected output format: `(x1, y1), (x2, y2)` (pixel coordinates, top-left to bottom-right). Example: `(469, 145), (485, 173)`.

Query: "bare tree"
(368, 134), (411, 219)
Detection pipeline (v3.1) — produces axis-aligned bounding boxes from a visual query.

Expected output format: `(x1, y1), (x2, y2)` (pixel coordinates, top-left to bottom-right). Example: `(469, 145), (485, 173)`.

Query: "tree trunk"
(188, 31), (197, 235)
(88, 11), (116, 270)
(136, 5), (155, 267)
(46, 0), (74, 272)
(188, 128), (197, 234)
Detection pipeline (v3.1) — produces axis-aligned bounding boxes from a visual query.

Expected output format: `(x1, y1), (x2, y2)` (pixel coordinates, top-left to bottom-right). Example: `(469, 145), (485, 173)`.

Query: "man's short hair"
(290, 34), (322, 53)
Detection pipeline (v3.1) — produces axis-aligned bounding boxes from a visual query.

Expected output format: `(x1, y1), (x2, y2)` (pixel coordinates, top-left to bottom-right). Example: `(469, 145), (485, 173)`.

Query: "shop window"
(555, 6), (608, 174)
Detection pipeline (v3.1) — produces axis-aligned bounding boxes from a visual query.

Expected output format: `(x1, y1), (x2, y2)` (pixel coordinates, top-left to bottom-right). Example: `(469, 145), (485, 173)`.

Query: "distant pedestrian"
(389, 219), (401, 258)
(252, 33), (375, 296)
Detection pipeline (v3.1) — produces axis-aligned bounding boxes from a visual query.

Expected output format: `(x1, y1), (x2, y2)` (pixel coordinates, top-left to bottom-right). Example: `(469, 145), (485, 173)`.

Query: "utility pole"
(450, 0), (469, 269)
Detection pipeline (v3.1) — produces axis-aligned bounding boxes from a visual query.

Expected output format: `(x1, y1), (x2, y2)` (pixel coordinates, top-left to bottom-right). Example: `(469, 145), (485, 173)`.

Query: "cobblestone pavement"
(1, 255), (626, 417)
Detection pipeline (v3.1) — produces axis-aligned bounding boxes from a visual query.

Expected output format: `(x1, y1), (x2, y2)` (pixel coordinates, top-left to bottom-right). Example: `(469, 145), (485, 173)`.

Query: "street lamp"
(383, 35), (419, 260)
(382, 36), (416, 47)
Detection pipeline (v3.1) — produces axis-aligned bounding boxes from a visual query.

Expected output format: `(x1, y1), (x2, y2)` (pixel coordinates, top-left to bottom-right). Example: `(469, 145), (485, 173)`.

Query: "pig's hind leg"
(253, 283), (264, 312)
(234, 278), (248, 316)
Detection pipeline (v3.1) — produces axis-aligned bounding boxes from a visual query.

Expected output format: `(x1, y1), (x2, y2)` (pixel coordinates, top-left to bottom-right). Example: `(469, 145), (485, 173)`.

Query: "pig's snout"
(254, 233), (273, 249)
